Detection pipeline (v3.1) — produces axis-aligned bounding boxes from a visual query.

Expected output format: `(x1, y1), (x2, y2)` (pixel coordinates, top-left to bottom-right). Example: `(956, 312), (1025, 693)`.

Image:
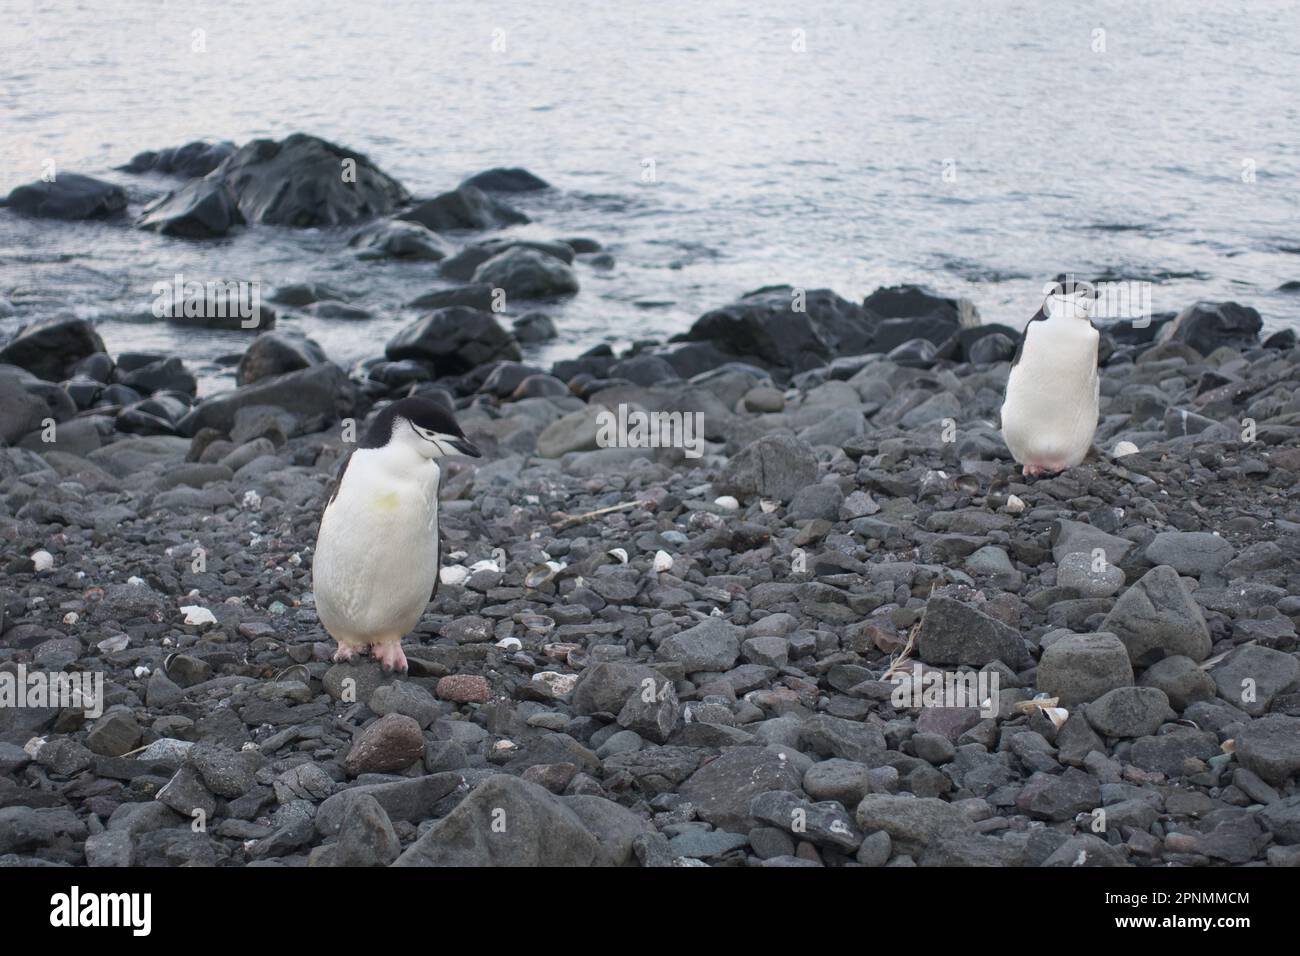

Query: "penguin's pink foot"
(372, 641), (408, 673)
(1022, 463), (1064, 478)
(332, 642), (361, 663)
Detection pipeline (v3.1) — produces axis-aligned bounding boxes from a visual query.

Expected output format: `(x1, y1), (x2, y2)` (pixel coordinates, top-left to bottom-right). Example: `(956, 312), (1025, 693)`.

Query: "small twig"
(551, 501), (637, 530)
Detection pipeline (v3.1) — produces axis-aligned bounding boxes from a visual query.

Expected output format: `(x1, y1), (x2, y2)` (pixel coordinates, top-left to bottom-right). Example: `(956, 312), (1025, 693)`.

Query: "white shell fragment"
(1005, 494), (1026, 515)
(31, 550), (54, 572)
(1112, 440), (1139, 458)
(653, 550), (674, 572)
(759, 498), (779, 514)
(495, 637), (523, 651)
(97, 634), (130, 653)
(714, 495), (740, 511)
(607, 548), (629, 564)
(180, 605), (217, 626)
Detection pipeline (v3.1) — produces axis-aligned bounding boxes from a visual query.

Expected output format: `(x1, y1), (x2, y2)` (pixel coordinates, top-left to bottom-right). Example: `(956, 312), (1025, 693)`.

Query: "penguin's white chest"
(1000, 318), (1100, 469)
(312, 449), (440, 645)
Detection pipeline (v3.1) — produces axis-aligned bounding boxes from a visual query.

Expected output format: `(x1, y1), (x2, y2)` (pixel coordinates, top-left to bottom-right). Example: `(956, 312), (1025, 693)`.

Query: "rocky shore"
(2, 134), (1299, 868)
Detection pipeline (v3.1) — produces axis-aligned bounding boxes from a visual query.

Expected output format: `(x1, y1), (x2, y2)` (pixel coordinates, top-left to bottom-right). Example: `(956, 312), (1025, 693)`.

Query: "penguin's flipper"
(429, 537), (440, 604)
(324, 448), (355, 507)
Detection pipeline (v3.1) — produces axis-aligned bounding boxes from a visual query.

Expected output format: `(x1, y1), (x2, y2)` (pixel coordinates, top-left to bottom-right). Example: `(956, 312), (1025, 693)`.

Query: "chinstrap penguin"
(312, 397), (481, 672)
(1000, 277), (1100, 477)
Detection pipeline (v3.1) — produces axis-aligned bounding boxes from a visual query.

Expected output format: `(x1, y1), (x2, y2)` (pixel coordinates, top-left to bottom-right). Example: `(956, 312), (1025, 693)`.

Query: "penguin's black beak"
(449, 437), (482, 458)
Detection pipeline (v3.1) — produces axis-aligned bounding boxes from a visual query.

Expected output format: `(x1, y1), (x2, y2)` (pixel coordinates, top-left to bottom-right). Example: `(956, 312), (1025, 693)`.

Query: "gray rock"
(1085, 687), (1176, 738)
(616, 677), (679, 744)
(1144, 531), (1234, 579)
(1037, 632), (1133, 707)
(1051, 519), (1134, 567)
(800, 714), (886, 763)
(1015, 768), (1101, 821)
(715, 434), (819, 503)
(1056, 551), (1125, 598)
(679, 748), (804, 832)
(398, 184), (527, 232)
(572, 661), (661, 717)
(0, 807), (88, 854)
(394, 775), (599, 866)
(916, 595), (1029, 668)
(1139, 655), (1216, 712)
(1210, 645), (1300, 717)
(472, 246), (579, 300)
(1236, 715), (1300, 785)
(750, 790), (863, 850)
(386, 307), (521, 377)
(854, 794), (973, 853)
(1128, 728), (1220, 776)
(1041, 834), (1127, 867)
(1100, 565), (1212, 666)
(658, 618), (741, 673)
(6, 173), (126, 220)
(333, 794), (401, 867)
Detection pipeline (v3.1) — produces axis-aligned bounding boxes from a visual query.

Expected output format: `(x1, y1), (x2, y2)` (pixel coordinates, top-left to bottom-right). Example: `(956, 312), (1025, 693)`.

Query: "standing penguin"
(1000, 278), (1100, 477)
(313, 397), (481, 672)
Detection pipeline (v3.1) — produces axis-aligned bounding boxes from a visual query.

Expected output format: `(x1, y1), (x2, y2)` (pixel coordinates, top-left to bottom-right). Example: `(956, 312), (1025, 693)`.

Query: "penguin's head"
(361, 396), (482, 460)
(1041, 276), (1097, 321)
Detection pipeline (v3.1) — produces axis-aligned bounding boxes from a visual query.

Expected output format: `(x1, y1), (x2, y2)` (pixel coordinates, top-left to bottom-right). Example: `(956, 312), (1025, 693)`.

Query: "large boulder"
(677, 286), (875, 374)
(385, 308), (521, 376)
(140, 134), (409, 236)
(0, 316), (106, 381)
(1157, 302), (1262, 355)
(4, 173), (127, 220)
(398, 184), (527, 232)
(178, 362), (356, 437)
(119, 141), (236, 178)
(471, 246), (579, 300)
(393, 775), (600, 866)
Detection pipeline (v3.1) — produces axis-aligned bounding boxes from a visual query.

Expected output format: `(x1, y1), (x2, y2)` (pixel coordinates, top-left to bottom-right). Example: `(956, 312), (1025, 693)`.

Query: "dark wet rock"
(1037, 632), (1133, 707)
(471, 246), (579, 300)
(138, 177), (243, 238)
(236, 332), (328, 386)
(461, 167), (550, 192)
(916, 595), (1029, 668)
(512, 311), (557, 344)
(349, 218), (454, 261)
(0, 807), (88, 854)
(120, 356), (197, 397)
(180, 361), (355, 437)
(5, 173), (126, 220)
(1159, 301), (1262, 355)
(440, 238), (574, 281)
(398, 184), (527, 232)
(966, 331), (1017, 364)
(678, 286), (875, 374)
(394, 775), (598, 866)
(1, 316), (106, 381)
(0, 372), (48, 443)
(862, 284), (974, 326)
(386, 307), (522, 376)
(1100, 565), (1212, 666)
(119, 140), (236, 178)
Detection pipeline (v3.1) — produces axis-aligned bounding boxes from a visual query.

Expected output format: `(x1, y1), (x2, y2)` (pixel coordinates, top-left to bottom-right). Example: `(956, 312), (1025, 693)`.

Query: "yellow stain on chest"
(370, 492), (401, 513)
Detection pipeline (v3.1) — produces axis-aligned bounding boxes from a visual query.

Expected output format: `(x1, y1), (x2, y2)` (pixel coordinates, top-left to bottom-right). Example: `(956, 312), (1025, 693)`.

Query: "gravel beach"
(3, 136), (1299, 868)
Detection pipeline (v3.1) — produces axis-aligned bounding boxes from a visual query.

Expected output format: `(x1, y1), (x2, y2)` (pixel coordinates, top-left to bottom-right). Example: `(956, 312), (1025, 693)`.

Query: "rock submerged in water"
(118, 140), (236, 178)
(397, 183), (527, 232)
(3, 173), (127, 221)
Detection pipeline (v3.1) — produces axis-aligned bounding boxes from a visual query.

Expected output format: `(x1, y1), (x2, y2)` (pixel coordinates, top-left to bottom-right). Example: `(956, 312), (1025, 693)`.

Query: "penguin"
(1000, 277), (1100, 477)
(312, 396), (481, 672)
